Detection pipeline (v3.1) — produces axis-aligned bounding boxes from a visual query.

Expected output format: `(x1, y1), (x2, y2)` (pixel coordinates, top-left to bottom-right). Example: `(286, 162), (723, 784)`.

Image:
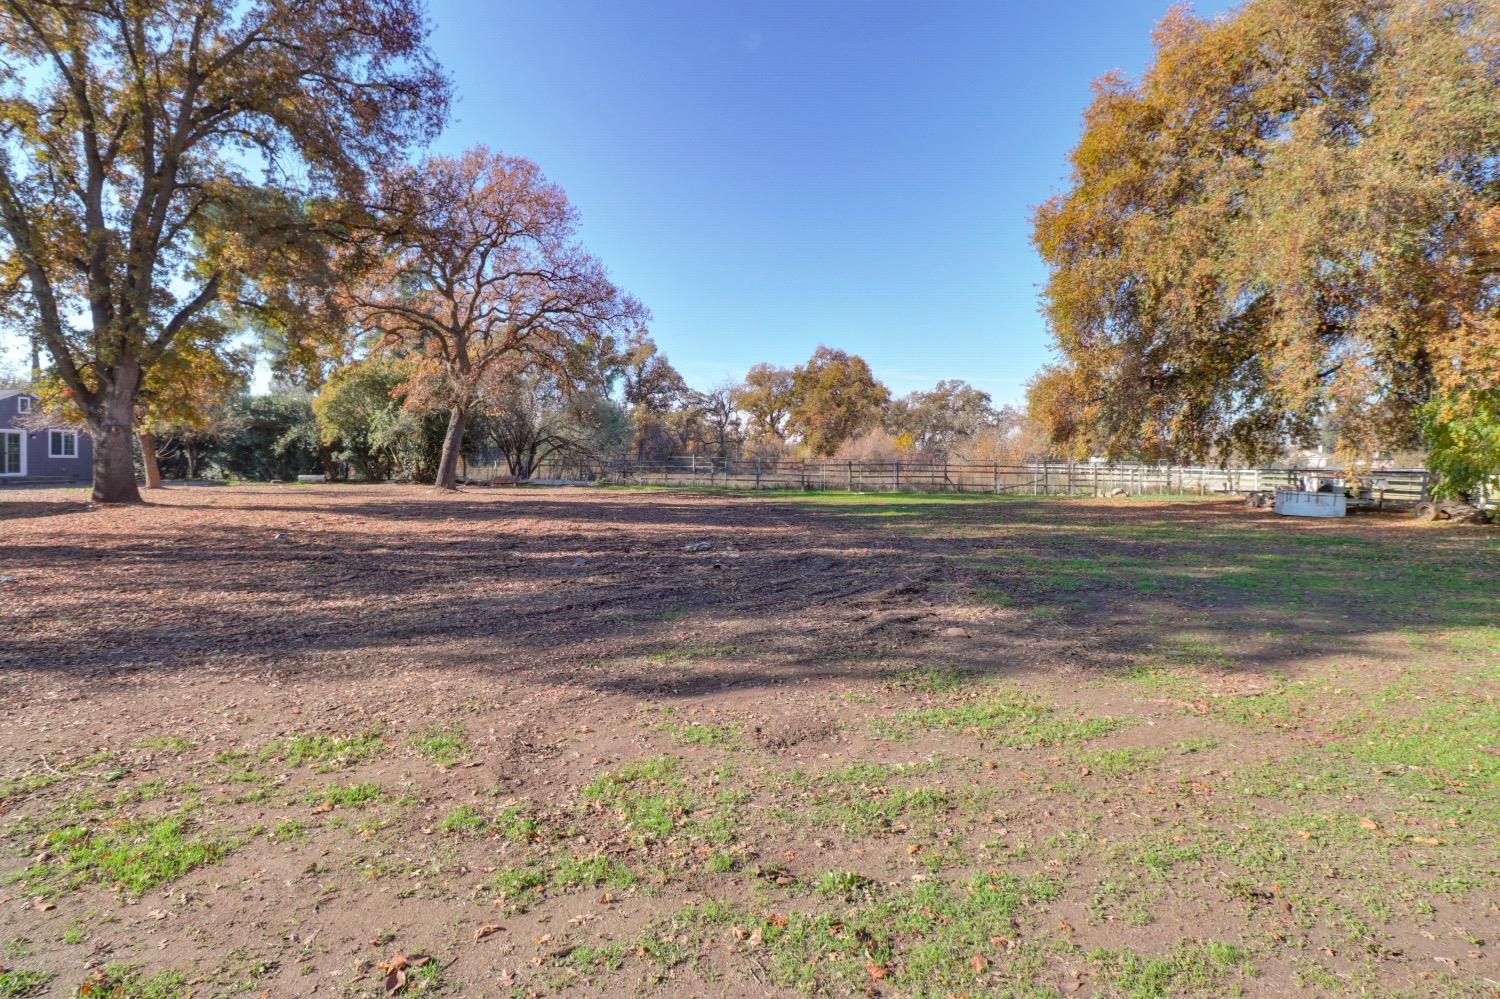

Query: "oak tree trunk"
(139, 430), (164, 488)
(434, 406), (468, 490)
(88, 371), (143, 503)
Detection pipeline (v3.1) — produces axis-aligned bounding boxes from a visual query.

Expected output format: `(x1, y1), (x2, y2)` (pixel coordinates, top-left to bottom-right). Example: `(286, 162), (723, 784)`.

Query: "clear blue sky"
(0, 1), (1233, 401)
(422, 0), (1232, 406)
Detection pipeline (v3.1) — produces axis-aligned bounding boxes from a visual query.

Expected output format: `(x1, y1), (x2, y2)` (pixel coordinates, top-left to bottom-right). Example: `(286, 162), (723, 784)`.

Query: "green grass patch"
(17, 817), (228, 896)
(582, 757), (689, 842)
(137, 736), (193, 754)
(268, 820), (307, 843)
(0, 773), (60, 803)
(765, 761), (972, 837)
(406, 726), (469, 767)
(636, 870), (1062, 995)
(437, 804), (488, 834)
(1089, 941), (1254, 998)
(259, 731), (383, 772)
(489, 854), (636, 913)
(812, 869), (871, 900)
(655, 720), (740, 747)
(884, 666), (983, 693)
(75, 965), (189, 998)
(493, 803), (542, 843)
(305, 783), (383, 809)
(879, 690), (1123, 747)
(627, 642), (740, 666)
(0, 970), (52, 997)
(1077, 746), (1168, 776)
(1335, 697), (1500, 789)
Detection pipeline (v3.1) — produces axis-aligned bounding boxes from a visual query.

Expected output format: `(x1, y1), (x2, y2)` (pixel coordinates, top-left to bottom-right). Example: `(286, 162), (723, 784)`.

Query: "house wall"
(0, 393), (93, 481)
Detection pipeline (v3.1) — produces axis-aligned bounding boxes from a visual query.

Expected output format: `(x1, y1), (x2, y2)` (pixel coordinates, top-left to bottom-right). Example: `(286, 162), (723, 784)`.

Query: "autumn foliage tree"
(731, 363), (796, 451)
(786, 346), (890, 457)
(0, 0), (448, 502)
(135, 331), (250, 487)
(1032, 0), (1498, 465)
(619, 332), (687, 460)
(884, 380), (997, 457)
(351, 148), (645, 490)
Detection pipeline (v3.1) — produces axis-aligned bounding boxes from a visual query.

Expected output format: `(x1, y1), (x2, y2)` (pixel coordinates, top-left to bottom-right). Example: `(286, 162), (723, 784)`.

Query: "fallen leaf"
(474, 924), (503, 942)
(867, 962), (889, 980)
(378, 955), (430, 995)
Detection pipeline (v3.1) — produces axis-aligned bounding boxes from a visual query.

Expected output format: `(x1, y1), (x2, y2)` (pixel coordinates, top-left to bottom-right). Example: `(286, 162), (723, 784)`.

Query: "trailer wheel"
(1413, 501), (1439, 522)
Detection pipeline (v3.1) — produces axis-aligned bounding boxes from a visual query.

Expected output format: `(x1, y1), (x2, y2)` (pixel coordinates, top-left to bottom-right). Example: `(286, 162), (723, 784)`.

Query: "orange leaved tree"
(350, 148), (646, 490)
(0, 0), (447, 502)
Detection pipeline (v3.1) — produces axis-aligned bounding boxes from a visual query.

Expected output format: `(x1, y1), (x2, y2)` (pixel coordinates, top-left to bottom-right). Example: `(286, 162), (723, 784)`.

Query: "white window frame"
(16, 395), (31, 414)
(49, 429), (78, 459)
(0, 429), (24, 476)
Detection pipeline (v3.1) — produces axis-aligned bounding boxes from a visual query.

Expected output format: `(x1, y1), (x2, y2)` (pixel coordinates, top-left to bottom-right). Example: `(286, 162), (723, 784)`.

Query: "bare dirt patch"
(1, 485), (1496, 997)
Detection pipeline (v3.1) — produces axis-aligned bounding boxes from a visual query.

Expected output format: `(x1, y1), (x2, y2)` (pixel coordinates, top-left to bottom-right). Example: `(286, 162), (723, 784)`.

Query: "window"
(1, 431), (20, 475)
(49, 430), (77, 458)
(16, 395), (30, 414)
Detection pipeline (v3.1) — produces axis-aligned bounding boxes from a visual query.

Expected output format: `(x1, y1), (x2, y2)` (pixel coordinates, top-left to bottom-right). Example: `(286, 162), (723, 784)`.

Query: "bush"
(1420, 391), (1500, 501)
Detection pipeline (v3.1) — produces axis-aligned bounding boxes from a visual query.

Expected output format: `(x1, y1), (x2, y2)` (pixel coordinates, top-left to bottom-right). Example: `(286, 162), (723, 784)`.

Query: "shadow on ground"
(5, 486), (1496, 698)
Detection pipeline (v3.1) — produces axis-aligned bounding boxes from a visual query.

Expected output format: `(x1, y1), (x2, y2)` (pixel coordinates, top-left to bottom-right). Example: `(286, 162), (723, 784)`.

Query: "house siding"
(0, 393), (92, 482)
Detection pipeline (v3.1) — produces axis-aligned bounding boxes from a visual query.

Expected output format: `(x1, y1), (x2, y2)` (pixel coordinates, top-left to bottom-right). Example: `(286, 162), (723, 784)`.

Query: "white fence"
(498, 456), (1429, 503)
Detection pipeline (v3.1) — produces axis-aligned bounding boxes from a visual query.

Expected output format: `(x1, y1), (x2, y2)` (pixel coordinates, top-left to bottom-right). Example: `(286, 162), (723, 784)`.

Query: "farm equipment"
(1243, 469), (1430, 518)
(1411, 479), (1498, 524)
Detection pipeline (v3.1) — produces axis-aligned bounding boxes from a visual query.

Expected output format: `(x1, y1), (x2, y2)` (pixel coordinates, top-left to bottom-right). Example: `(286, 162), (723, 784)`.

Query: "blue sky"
(1, 1), (1234, 403)
(421, 0), (1233, 406)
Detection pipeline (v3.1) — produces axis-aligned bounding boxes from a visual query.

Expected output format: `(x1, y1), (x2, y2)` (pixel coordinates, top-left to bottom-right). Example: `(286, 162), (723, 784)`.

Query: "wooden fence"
(487, 456), (1429, 503)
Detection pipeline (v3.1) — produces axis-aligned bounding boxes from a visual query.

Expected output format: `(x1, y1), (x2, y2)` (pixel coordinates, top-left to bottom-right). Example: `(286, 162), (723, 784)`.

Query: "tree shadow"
(5, 488), (1496, 698)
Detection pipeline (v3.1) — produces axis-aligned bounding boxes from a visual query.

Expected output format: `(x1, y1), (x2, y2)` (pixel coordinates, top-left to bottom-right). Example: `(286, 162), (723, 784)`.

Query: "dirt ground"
(1, 484), (1496, 998)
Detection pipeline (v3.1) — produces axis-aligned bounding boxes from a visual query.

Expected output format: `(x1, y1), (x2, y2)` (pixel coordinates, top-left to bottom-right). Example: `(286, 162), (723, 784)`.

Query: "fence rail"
(466, 456), (1429, 503)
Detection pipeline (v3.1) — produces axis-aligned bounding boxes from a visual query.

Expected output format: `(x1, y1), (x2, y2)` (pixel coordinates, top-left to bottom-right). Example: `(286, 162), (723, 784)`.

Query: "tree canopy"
(787, 346), (890, 457)
(352, 147), (644, 489)
(0, 0), (448, 500)
(1031, 0), (1498, 464)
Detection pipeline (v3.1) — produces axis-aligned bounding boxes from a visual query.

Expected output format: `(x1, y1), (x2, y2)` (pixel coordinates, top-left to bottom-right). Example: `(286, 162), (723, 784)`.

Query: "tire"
(1413, 501), (1439, 521)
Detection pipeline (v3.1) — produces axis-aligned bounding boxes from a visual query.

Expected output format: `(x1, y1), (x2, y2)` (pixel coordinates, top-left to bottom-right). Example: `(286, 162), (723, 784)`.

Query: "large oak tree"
(352, 148), (645, 490)
(731, 362), (795, 450)
(787, 346), (889, 457)
(1032, 0), (1498, 465)
(0, 0), (447, 501)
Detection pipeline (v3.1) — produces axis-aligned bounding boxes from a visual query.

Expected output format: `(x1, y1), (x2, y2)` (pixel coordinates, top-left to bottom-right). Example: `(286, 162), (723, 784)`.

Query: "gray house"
(0, 389), (92, 483)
